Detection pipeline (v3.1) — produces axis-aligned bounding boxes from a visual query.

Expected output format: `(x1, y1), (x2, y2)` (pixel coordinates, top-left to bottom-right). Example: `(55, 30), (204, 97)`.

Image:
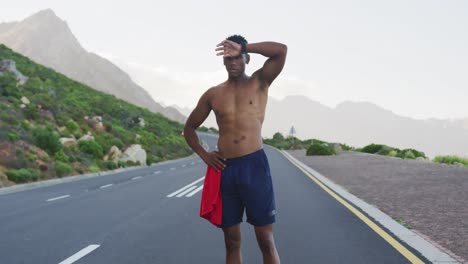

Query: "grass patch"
(394, 217), (413, 230)
(433, 155), (468, 167)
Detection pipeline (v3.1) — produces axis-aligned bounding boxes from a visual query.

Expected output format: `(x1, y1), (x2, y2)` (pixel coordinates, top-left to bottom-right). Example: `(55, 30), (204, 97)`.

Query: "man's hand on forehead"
(215, 40), (242, 58)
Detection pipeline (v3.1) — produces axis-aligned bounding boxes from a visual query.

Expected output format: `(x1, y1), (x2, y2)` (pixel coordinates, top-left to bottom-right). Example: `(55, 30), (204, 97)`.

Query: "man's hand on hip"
(201, 151), (226, 172)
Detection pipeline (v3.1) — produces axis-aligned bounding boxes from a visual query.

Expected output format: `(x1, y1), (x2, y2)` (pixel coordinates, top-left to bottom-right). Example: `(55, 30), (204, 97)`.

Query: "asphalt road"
(0, 133), (428, 263)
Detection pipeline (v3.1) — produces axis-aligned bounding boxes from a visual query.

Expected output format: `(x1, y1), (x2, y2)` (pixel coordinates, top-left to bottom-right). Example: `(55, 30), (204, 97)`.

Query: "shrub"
(55, 149), (69, 162)
(306, 143), (336, 156)
(65, 120), (79, 132)
(6, 169), (39, 183)
(110, 138), (124, 149)
(376, 145), (393, 155)
(7, 132), (18, 141)
(125, 160), (139, 167)
(7, 96), (20, 106)
(78, 140), (103, 159)
(118, 160), (127, 168)
(59, 130), (72, 138)
(360, 144), (385, 154)
(0, 73), (21, 98)
(272, 132), (284, 141)
(433, 155), (468, 166)
(0, 102), (10, 110)
(340, 143), (354, 151)
(21, 120), (32, 131)
(23, 104), (40, 120)
(55, 161), (72, 177)
(32, 126), (62, 154)
(400, 148), (426, 159)
(0, 111), (19, 125)
(25, 153), (37, 161)
(146, 155), (155, 166)
(88, 164), (100, 173)
(104, 122), (113, 132)
(403, 150), (416, 159)
(95, 132), (123, 153)
(100, 160), (117, 170)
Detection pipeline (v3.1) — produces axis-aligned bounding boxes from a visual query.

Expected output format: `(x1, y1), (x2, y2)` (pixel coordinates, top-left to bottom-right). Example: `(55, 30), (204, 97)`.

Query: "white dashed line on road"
(46, 195), (70, 202)
(154, 170), (161, 174)
(170, 167), (176, 170)
(132, 176), (143, 180)
(100, 184), (113, 189)
(176, 186), (199, 197)
(186, 185), (203, 197)
(59, 244), (100, 264)
(167, 176), (205, 198)
(191, 162), (195, 165)
(182, 164), (186, 167)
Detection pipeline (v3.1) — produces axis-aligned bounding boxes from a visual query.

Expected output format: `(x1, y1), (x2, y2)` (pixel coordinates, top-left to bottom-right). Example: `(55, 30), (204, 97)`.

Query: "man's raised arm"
(248, 42), (287, 86)
(216, 40), (287, 86)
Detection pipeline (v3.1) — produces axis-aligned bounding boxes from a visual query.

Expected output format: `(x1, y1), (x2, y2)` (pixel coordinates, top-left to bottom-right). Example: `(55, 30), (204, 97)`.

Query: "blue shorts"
(217, 148), (276, 228)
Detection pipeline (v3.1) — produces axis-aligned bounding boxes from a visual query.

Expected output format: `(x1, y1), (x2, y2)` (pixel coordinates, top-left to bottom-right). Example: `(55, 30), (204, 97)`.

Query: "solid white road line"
(154, 171), (161, 174)
(167, 176), (205, 197)
(99, 184), (113, 189)
(58, 244), (100, 264)
(46, 195), (70, 202)
(176, 186), (199, 197)
(132, 176), (142, 180)
(186, 185), (204, 197)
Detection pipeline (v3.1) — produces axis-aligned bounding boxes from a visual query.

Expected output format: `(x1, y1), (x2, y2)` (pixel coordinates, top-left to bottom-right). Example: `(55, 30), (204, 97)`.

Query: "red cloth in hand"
(199, 166), (222, 225)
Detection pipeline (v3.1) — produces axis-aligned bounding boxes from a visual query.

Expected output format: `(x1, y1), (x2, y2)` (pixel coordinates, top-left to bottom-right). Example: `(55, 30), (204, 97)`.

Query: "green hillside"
(0, 44), (192, 186)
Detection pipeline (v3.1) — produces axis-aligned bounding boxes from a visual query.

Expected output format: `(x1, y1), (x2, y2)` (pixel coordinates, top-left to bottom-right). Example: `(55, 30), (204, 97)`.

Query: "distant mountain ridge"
(268, 96), (468, 158)
(0, 9), (186, 123)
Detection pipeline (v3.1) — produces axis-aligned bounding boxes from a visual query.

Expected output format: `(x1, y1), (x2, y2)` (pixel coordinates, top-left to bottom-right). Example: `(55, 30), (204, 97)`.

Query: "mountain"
(196, 95), (468, 158)
(0, 9), (186, 123)
(171, 104), (193, 116)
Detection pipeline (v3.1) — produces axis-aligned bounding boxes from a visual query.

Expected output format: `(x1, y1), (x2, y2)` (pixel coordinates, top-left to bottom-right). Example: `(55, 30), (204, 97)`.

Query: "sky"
(1, 0), (467, 120)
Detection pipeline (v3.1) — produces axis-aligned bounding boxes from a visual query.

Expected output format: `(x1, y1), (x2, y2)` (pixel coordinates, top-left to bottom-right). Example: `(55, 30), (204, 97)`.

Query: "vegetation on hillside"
(0, 44), (192, 186)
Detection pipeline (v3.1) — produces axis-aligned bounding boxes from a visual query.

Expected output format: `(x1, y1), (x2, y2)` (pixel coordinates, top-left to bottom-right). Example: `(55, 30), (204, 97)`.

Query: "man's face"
(223, 54), (248, 78)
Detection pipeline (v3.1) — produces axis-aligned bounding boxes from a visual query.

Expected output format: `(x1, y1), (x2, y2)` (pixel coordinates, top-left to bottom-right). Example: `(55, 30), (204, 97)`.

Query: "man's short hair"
(226, 35), (248, 53)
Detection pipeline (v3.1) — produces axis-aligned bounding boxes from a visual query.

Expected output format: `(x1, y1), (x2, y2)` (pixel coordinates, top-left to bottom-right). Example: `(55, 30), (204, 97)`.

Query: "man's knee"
(254, 225), (277, 254)
(223, 225), (241, 252)
(257, 235), (276, 253)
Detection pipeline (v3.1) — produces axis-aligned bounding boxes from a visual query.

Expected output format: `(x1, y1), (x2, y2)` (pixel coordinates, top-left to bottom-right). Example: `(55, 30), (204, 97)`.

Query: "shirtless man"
(183, 35), (287, 264)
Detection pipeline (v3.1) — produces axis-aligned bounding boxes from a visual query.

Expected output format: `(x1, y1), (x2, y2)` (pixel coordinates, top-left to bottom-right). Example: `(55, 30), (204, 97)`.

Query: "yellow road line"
(281, 151), (425, 264)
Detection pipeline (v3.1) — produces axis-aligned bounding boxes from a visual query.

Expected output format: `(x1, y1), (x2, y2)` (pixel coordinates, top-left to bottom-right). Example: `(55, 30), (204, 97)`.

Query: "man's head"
(224, 34), (250, 78)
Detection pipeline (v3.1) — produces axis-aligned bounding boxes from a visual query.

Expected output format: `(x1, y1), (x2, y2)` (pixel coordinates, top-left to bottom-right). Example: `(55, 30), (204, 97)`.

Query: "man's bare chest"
(211, 87), (266, 120)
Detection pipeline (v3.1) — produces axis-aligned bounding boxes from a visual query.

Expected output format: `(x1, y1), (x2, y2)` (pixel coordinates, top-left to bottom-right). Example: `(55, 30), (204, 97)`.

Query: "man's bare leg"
(254, 224), (280, 264)
(223, 223), (242, 264)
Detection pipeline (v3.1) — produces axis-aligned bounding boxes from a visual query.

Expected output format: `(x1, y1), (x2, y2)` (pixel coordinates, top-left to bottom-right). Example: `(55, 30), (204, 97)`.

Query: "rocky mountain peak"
(24, 9), (61, 24)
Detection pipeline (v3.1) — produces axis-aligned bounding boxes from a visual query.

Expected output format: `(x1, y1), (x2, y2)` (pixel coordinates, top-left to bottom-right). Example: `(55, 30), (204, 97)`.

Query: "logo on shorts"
(269, 210), (276, 216)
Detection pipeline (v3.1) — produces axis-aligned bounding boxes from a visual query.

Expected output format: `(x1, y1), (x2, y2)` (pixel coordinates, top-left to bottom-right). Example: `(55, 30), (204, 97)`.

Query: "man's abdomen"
(217, 126), (263, 158)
